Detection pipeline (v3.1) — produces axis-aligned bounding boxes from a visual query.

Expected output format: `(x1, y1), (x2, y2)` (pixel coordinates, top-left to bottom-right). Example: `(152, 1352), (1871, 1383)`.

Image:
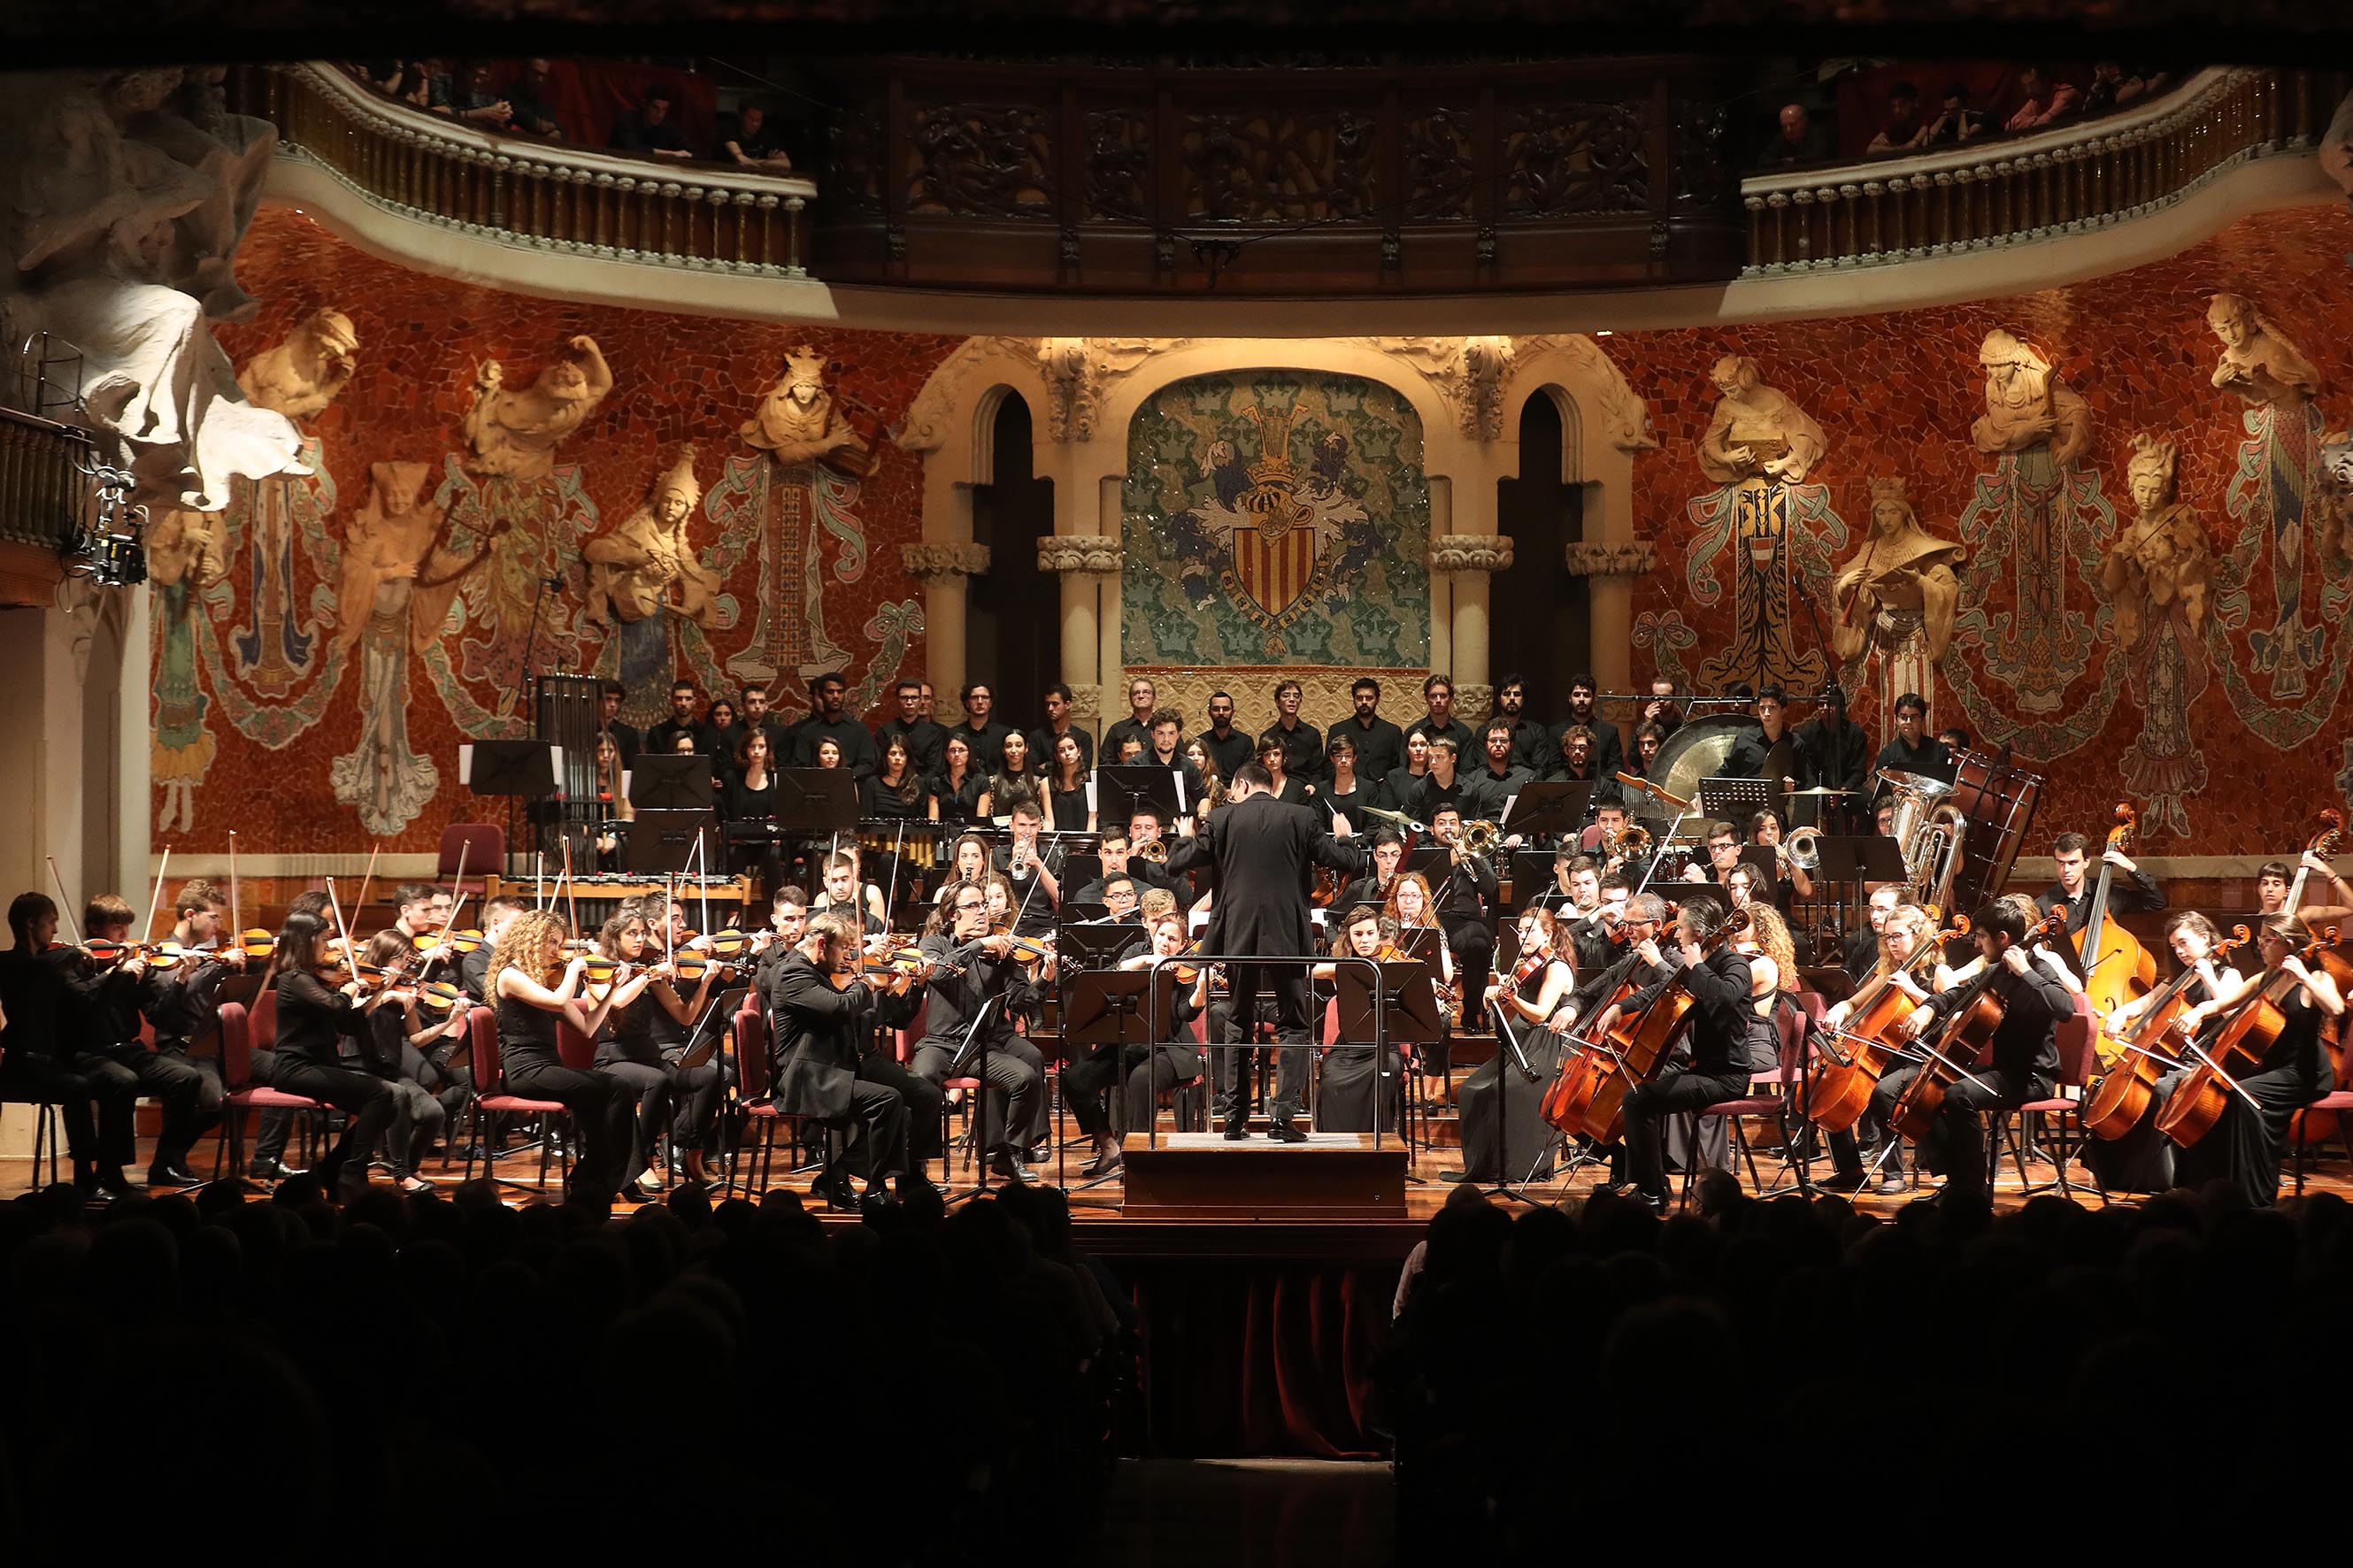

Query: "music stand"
(1698, 775), (1773, 824)
(1404, 845), (1451, 880)
(1056, 918), (1141, 972)
(626, 809), (715, 874)
(1503, 782), (1589, 844)
(1061, 853), (1104, 893)
(626, 756), (714, 811)
(1510, 850), (1564, 908)
(775, 768), (860, 835)
(1096, 765), (1185, 828)
(1057, 968), (1154, 1202)
(465, 740), (561, 879)
(1334, 958), (1435, 1170)
(1737, 846), (1780, 885)
(1808, 835), (1910, 888)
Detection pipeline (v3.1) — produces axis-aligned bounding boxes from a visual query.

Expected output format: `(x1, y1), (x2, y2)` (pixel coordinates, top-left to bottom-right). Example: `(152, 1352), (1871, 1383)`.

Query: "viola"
(1888, 909), (2067, 1141)
(238, 928), (276, 961)
(411, 979), (467, 1012)
(1575, 909), (1754, 1147)
(2071, 803), (2157, 1025)
(2156, 926), (2336, 1149)
(1800, 915), (1971, 1135)
(2081, 925), (2252, 1141)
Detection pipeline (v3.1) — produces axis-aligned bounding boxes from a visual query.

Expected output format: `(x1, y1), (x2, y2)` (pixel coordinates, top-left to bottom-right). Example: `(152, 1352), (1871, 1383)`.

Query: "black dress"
(1047, 780), (1092, 833)
(1452, 961), (1573, 1179)
(273, 969), (396, 1200)
(1315, 966), (1407, 1134)
(860, 773), (930, 820)
(2174, 984), (2335, 1208)
(496, 991), (633, 1209)
(930, 770), (984, 826)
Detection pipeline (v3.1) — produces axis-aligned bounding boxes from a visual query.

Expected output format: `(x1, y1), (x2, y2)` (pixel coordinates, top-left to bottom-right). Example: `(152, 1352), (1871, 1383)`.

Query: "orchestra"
(11, 669), (2347, 1222)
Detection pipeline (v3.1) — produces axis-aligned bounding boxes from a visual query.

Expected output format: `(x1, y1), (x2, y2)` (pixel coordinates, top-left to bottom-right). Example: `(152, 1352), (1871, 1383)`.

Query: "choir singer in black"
(1165, 760), (1367, 1141)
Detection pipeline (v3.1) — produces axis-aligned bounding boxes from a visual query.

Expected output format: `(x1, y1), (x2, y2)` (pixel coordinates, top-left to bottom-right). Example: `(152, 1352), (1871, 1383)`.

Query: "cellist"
(2080, 911), (2243, 1194)
(1881, 898), (2075, 1198)
(1542, 891), (1675, 1188)
(1815, 903), (1953, 1195)
(2165, 913), (2343, 1207)
(1588, 899), (1772, 1213)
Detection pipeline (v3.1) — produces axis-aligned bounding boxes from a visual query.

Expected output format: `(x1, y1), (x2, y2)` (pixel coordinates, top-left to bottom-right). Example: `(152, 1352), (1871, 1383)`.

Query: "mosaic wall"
(161, 209), (962, 855)
(1619, 204), (2353, 852)
(1119, 370), (1432, 667)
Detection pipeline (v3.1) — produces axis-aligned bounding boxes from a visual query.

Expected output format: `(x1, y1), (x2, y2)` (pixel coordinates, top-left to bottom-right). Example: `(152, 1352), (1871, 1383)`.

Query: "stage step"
(1119, 1132), (1410, 1218)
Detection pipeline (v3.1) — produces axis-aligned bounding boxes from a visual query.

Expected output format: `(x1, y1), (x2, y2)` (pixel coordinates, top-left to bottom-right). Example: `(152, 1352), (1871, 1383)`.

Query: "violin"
(2081, 924), (2252, 1141)
(238, 928), (276, 961)
(414, 926), (485, 959)
(411, 979), (467, 1013)
(82, 937), (187, 970)
(1799, 914), (1971, 1135)
(989, 917), (1053, 967)
(2155, 926), (2337, 1149)
(1888, 908), (2068, 1141)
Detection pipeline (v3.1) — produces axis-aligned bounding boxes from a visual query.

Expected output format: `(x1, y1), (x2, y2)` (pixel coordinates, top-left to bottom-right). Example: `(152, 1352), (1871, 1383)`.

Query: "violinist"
(813, 852), (888, 937)
(358, 930), (454, 1194)
(911, 881), (1048, 1183)
(54, 893), (208, 1192)
(1065, 911), (1208, 1177)
(271, 911), (409, 1203)
(1311, 906), (1405, 1134)
(460, 896), (531, 1003)
(1879, 897), (2074, 1198)
(141, 879), (254, 1180)
(1815, 903), (1951, 1195)
(590, 904), (722, 1194)
(390, 881), (453, 944)
(2165, 913), (2342, 1208)
(1336, 830), (1403, 910)
(1590, 901), (1772, 1212)
(1450, 907), (1577, 1179)
(1383, 872), (1457, 1069)
(0, 892), (144, 1200)
(490, 910), (635, 1213)
(2036, 829), (2165, 932)
(769, 909), (912, 1211)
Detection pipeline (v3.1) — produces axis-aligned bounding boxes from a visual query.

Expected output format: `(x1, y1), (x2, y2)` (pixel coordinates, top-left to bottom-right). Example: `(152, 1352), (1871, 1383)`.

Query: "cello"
(1577, 908), (1754, 1147)
(1799, 914), (1968, 1135)
(1539, 923), (1642, 1134)
(2072, 803), (2157, 1049)
(2154, 925), (2337, 1149)
(2080, 924), (2252, 1141)
(1889, 907), (2067, 1141)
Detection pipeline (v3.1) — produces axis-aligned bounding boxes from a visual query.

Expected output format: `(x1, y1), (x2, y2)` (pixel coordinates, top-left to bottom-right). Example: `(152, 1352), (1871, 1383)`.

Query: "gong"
(1634, 713), (1762, 824)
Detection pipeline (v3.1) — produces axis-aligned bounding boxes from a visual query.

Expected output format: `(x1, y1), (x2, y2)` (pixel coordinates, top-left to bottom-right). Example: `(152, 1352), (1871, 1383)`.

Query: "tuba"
(1883, 772), (1967, 919)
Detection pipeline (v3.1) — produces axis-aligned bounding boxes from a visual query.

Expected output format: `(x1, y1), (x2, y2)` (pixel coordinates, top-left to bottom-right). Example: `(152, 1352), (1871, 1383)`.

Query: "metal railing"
(1740, 66), (2344, 275)
(233, 63), (819, 279)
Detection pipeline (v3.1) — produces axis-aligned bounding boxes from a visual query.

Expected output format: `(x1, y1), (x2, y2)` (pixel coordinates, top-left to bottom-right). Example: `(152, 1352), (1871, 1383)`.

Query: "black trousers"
(274, 1059), (397, 1200)
(1219, 962), (1312, 1126)
(1868, 1064), (2040, 1193)
(912, 1033), (1044, 1155)
(505, 1061), (634, 1208)
(858, 1052), (942, 1173)
(1207, 995), (1276, 1122)
(144, 1046), (220, 1170)
(380, 1076), (445, 1178)
(199, 1048), (296, 1169)
(819, 1079), (910, 1187)
(0, 1050), (138, 1176)
(1624, 1067), (1751, 1199)
(1443, 916), (1494, 1032)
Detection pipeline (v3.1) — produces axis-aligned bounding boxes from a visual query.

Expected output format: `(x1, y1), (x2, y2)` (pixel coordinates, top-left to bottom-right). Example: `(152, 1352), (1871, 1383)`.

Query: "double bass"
(2080, 924), (2252, 1141)
(2072, 803), (2157, 1043)
(1888, 907), (2067, 1141)
(1799, 914), (1968, 1135)
(1575, 909), (1754, 1147)
(2154, 926), (2337, 1149)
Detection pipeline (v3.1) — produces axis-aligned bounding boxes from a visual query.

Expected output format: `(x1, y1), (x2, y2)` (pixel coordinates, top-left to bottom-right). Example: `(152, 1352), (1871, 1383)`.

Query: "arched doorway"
(969, 393), (1057, 713)
(1493, 389), (1588, 716)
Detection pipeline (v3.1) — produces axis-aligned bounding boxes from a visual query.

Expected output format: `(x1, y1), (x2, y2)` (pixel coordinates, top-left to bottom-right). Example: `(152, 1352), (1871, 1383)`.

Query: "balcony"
(0, 407), (98, 605)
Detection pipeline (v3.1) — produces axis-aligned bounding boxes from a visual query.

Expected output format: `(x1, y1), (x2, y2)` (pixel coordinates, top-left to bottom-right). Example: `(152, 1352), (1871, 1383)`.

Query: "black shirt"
(1259, 719), (1326, 784)
(1874, 734), (1952, 785)
(1102, 716), (1157, 762)
(1027, 724), (1096, 773)
(1545, 712), (1626, 786)
(274, 969), (370, 1069)
(1726, 722), (1798, 783)
(791, 715), (879, 778)
(724, 767), (780, 821)
(1796, 716), (1871, 796)
(1326, 714), (1406, 786)
(1199, 725), (1257, 780)
(859, 772), (931, 820)
(1412, 716), (1479, 766)
(609, 111), (689, 156)
(877, 716), (949, 779)
(601, 720), (641, 765)
(1501, 716), (1553, 775)
(950, 719), (1016, 771)
(1623, 947), (1769, 1076)
(1918, 961), (2072, 1086)
(929, 769), (985, 826)
(1461, 764), (1535, 824)
(2034, 870), (2166, 934)
(645, 718), (719, 757)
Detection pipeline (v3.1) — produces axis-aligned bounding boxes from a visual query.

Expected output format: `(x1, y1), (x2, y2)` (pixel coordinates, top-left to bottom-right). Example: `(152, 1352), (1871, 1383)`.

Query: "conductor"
(1165, 759), (1368, 1141)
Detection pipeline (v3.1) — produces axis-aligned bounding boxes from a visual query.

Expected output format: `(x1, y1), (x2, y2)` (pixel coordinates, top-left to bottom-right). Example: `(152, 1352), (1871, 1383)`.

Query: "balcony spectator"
(1925, 82), (1992, 147)
(609, 82), (693, 161)
(1865, 80), (1929, 156)
(446, 63), (517, 129)
(2005, 65), (2081, 133)
(1753, 103), (1828, 170)
(721, 102), (793, 172)
(504, 58), (567, 141)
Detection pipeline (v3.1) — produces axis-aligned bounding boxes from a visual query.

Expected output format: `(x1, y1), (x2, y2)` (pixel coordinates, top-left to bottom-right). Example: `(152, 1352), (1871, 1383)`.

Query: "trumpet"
(1134, 838), (1169, 864)
(1780, 826), (1821, 874)
(1458, 819), (1503, 857)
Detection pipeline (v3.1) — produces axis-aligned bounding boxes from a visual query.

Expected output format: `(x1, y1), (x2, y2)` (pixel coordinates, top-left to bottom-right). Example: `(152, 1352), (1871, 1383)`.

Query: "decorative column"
(1428, 534), (1514, 714)
(1037, 534), (1124, 733)
(1564, 540), (1661, 696)
(900, 541), (990, 721)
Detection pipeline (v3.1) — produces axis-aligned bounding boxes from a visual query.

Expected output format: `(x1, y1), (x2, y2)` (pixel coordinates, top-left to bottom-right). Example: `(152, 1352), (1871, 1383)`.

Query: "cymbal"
(1784, 786), (1856, 797)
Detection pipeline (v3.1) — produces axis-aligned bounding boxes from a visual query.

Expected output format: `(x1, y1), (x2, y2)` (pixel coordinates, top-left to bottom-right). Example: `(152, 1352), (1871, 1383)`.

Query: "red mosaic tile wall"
(1618, 205), (2353, 854)
(169, 209), (962, 857)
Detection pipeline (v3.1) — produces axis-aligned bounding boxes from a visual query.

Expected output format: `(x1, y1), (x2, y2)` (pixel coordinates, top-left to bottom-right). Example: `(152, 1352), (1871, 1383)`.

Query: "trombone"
(1457, 819), (1503, 857)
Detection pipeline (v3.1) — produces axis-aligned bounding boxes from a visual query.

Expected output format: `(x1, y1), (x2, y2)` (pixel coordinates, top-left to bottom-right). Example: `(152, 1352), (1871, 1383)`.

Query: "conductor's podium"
(1118, 1132), (1409, 1219)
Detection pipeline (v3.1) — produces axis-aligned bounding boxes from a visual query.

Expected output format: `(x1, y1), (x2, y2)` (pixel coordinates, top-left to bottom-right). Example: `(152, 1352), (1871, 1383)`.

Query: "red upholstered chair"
(211, 1000), (329, 1181)
(437, 823), (505, 891)
(2290, 1091), (2353, 1195)
(730, 1003), (836, 1195)
(1985, 992), (2099, 1198)
(459, 1007), (573, 1195)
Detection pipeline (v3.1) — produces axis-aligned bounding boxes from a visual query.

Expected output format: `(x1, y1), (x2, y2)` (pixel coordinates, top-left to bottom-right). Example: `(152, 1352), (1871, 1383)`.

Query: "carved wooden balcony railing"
(0, 407), (96, 552)
(1741, 66), (2345, 276)
(229, 63), (819, 279)
(812, 56), (1748, 295)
